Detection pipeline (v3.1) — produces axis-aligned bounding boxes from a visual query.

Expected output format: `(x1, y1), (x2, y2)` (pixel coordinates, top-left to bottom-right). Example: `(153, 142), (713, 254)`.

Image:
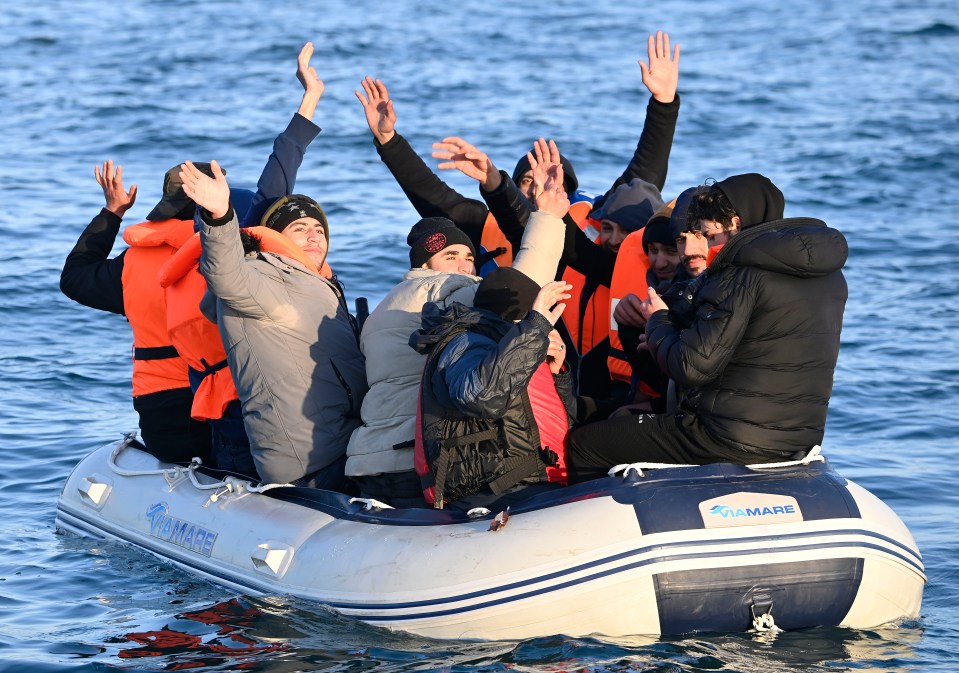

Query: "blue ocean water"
(0, 0), (956, 670)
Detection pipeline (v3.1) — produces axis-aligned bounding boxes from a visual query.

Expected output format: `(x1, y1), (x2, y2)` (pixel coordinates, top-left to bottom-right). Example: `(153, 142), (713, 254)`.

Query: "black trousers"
(566, 411), (749, 484)
(134, 387), (211, 465)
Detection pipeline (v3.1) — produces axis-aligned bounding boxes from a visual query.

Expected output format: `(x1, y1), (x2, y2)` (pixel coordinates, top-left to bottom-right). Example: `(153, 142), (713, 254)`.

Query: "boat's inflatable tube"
(56, 436), (924, 641)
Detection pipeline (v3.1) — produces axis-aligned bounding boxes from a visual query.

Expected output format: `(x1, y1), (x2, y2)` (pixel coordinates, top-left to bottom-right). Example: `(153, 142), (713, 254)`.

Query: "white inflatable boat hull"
(56, 437), (925, 640)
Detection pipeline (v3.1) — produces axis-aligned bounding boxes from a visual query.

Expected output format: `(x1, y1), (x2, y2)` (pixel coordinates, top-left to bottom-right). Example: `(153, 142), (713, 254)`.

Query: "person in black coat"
(566, 173), (849, 482)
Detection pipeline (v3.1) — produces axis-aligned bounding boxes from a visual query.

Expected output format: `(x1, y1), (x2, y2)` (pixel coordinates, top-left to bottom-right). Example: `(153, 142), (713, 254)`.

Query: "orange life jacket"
(607, 229), (652, 386)
(121, 219), (196, 397)
(157, 226), (333, 421)
(561, 202), (606, 356)
(479, 200), (595, 272)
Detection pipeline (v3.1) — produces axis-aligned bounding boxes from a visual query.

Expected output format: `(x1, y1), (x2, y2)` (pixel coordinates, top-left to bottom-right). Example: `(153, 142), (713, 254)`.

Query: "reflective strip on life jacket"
(607, 229), (651, 385)
(122, 219), (196, 397)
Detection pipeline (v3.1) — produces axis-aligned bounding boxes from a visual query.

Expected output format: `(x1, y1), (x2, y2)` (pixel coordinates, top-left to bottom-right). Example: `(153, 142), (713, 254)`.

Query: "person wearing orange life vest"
(605, 201), (684, 411)
(60, 160), (227, 464)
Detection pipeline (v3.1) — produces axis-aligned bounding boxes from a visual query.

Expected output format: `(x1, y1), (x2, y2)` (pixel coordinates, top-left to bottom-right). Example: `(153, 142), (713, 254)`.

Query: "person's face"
(516, 170), (535, 200)
(675, 231), (709, 277)
(600, 220), (630, 253)
(646, 242), (681, 281)
(425, 244), (475, 275)
(281, 217), (328, 268)
(699, 217), (740, 247)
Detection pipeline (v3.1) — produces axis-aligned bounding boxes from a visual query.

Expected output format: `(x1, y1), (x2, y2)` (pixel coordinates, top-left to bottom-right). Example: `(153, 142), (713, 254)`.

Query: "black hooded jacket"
(646, 175), (848, 459)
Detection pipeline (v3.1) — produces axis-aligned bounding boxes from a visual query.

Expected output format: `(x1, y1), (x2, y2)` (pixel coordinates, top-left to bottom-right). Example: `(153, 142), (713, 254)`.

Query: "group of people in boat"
(61, 33), (849, 510)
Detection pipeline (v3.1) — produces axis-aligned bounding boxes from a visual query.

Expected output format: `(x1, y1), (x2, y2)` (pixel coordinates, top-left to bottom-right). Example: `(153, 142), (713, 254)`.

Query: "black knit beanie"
(407, 217), (476, 269)
(262, 194), (329, 240)
(642, 215), (676, 254)
(473, 267), (541, 321)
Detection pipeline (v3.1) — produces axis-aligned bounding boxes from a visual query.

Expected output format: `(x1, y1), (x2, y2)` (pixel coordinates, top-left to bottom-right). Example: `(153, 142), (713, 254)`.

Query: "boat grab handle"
(349, 497), (394, 511)
(608, 445), (825, 479)
(108, 432), (293, 498)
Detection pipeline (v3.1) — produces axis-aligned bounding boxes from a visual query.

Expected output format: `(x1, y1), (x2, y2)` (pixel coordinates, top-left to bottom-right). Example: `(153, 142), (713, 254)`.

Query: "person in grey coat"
(180, 160), (367, 490)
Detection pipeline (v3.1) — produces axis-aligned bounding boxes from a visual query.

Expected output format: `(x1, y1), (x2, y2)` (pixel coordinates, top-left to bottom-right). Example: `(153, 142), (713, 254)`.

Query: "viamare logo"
(699, 492), (803, 528)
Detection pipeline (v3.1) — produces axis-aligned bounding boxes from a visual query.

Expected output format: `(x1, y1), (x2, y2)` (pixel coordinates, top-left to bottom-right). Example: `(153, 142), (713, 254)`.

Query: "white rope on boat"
(607, 445), (825, 479)
(348, 497), (394, 511)
(108, 432), (293, 500)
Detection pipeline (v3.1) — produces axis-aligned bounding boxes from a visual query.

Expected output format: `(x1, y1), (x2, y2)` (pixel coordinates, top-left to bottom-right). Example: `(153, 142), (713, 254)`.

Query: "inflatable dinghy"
(56, 435), (925, 640)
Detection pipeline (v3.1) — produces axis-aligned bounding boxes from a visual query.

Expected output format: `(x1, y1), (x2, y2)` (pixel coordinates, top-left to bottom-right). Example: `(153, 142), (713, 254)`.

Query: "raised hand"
(95, 160), (137, 218)
(432, 136), (501, 191)
(178, 160), (230, 220)
(639, 31), (680, 104)
(297, 42), (324, 99)
(296, 42), (324, 120)
(355, 76), (396, 145)
(532, 280), (573, 326)
(527, 138), (569, 218)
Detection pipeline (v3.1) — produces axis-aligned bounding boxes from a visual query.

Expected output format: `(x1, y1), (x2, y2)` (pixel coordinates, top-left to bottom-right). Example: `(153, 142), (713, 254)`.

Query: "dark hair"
(685, 181), (739, 232)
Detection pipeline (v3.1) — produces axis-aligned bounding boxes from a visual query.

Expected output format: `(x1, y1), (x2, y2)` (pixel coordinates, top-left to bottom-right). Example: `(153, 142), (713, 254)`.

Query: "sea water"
(0, 0), (956, 670)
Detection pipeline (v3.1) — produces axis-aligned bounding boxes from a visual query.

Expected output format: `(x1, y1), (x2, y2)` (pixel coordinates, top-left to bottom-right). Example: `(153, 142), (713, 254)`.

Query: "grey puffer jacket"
(646, 217), (848, 459)
(345, 269), (480, 477)
(199, 211), (367, 484)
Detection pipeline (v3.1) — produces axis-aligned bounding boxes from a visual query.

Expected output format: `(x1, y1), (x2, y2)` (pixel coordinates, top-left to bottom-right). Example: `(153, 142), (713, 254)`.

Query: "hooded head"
(472, 267), (540, 321)
(714, 173), (785, 229)
(407, 217), (477, 273)
(511, 153), (579, 198)
(686, 174), (785, 247)
(148, 162), (221, 221)
(590, 178), (665, 253)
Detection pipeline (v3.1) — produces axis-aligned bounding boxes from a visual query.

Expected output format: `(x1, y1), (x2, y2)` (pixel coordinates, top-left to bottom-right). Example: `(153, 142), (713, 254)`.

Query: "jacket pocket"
(329, 359), (356, 417)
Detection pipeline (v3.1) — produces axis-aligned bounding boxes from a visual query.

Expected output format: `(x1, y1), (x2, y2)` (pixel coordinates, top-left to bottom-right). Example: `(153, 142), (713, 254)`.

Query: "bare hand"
(545, 328), (567, 374)
(614, 293), (647, 328)
(432, 136), (501, 191)
(639, 31), (680, 104)
(532, 280), (572, 326)
(178, 160), (230, 220)
(355, 76), (396, 144)
(95, 160), (137, 218)
(295, 43), (324, 120)
(528, 138), (569, 218)
(297, 42), (324, 98)
(638, 287), (668, 321)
